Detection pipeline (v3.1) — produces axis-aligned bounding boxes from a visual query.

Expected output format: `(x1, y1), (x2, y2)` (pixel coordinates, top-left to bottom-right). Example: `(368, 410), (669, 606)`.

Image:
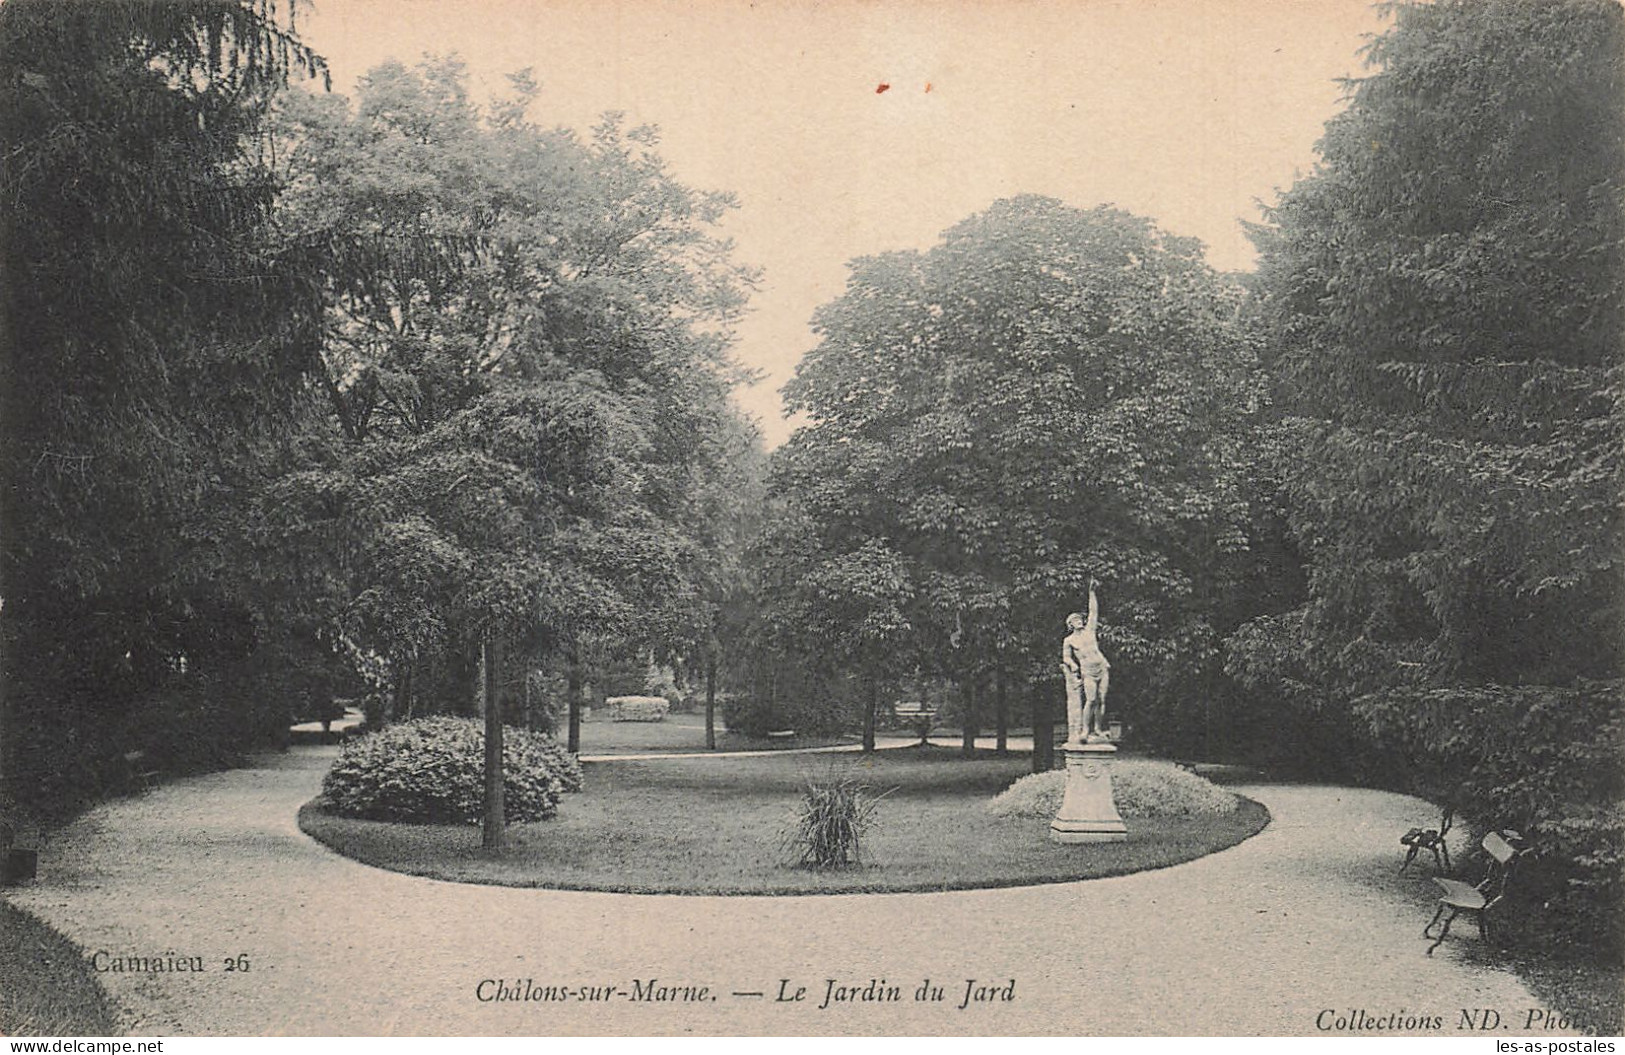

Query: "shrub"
(986, 760), (1239, 819)
(720, 693), (790, 738)
(783, 771), (888, 868)
(722, 686), (856, 739)
(523, 669), (567, 734)
(320, 716), (583, 824)
(607, 695), (669, 722)
(528, 730), (585, 794)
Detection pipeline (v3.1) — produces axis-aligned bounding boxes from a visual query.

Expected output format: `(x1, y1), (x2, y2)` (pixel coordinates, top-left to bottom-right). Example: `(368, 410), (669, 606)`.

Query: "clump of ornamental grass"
(783, 769), (893, 869)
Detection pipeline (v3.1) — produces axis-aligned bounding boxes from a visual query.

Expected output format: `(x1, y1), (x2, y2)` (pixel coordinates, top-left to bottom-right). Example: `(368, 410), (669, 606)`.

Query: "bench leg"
(1425, 905), (1458, 955)
(1429, 845), (1445, 874)
(1400, 846), (1419, 873)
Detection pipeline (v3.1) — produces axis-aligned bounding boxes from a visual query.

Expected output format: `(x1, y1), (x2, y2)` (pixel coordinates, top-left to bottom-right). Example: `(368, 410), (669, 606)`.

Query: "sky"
(294, 0), (1393, 446)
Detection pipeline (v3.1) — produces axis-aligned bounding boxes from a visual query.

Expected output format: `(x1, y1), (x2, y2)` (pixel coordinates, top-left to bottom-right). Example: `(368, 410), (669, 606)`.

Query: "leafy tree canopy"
(266, 57), (761, 708)
(0, 0), (329, 811)
(771, 196), (1263, 738)
(1233, 0), (1624, 703)
(1228, 0), (1623, 938)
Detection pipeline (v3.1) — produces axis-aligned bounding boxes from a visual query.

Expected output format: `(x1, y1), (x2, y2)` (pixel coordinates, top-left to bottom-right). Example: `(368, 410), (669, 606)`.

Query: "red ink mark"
(924, 82), (933, 93)
(876, 83), (890, 94)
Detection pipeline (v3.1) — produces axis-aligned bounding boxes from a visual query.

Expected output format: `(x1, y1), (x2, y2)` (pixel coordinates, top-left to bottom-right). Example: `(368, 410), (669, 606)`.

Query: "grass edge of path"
(296, 793), (1273, 896)
(0, 900), (123, 1037)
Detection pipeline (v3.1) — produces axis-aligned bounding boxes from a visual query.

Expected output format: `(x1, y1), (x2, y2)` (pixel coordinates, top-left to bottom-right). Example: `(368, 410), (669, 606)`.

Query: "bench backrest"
(1482, 830), (1521, 864)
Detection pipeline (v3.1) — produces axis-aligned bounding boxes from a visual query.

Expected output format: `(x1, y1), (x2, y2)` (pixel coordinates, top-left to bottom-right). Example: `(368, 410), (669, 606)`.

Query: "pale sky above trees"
(298, 0), (1391, 445)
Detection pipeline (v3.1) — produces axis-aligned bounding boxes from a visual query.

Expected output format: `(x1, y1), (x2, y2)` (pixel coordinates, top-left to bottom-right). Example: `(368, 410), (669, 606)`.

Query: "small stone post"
(1050, 740), (1127, 843)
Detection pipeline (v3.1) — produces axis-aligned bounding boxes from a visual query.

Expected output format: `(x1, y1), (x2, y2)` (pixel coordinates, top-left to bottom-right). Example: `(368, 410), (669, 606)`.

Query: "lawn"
(0, 901), (122, 1036)
(571, 710), (859, 755)
(568, 708), (1027, 755)
(300, 745), (1269, 894)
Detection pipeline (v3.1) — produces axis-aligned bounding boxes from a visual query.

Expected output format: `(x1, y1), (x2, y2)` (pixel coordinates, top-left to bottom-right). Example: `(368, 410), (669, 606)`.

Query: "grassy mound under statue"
(986, 760), (1240, 820)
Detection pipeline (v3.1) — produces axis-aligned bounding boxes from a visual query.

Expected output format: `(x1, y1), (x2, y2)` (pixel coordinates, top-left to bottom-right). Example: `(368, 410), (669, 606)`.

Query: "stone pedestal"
(1050, 741), (1127, 843)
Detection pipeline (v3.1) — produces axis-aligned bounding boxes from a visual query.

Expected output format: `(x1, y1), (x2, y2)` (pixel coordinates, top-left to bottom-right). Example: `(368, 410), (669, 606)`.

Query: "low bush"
(783, 771), (888, 868)
(720, 693), (791, 738)
(607, 695), (669, 722)
(321, 716), (583, 824)
(522, 670), (567, 735)
(722, 689), (855, 739)
(986, 760), (1239, 819)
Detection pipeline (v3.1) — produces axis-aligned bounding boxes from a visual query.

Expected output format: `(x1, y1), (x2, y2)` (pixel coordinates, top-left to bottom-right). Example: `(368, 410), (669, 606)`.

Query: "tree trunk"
(863, 675), (878, 753)
(704, 647), (718, 751)
(566, 652), (583, 754)
(482, 636), (505, 852)
(994, 665), (1008, 755)
(917, 670), (932, 745)
(1032, 681), (1055, 773)
(384, 666), (404, 729)
(386, 661), (410, 725)
(961, 676), (979, 757)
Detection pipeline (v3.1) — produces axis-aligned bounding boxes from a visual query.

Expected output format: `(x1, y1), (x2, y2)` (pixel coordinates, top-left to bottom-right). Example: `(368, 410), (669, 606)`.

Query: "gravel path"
(6, 747), (1572, 1037)
(578, 736), (922, 762)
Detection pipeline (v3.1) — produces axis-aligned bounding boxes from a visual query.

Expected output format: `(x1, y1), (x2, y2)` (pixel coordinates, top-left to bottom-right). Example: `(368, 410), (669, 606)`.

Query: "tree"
(1232, 0), (1623, 714)
(0, 0), (328, 813)
(765, 524), (915, 751)
(676, 415), (769, 751)
(267, 58), (759, 841)
(774, 196), (1264, 763)
(1228, 0), (1623, 944)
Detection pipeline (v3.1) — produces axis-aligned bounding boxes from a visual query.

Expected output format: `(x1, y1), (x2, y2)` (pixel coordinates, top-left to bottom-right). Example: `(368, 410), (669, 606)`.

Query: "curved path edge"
(5, 746), (1573, 1037)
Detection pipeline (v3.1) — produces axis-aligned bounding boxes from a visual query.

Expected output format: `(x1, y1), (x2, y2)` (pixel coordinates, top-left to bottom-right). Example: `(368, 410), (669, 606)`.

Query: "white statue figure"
(1061, 578), (1111, 745)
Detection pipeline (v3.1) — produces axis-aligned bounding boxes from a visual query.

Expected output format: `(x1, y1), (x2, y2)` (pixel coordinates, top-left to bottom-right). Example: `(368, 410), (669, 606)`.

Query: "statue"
(1061, 578), (1110, 745)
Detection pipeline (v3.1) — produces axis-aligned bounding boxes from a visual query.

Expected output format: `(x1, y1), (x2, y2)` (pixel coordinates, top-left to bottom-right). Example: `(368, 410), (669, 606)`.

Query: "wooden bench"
(122, 749), (161, 793)
(1, 827), (36, 885)
(1424, 829), (1527, 955)
(1400, 806), (1455, 875)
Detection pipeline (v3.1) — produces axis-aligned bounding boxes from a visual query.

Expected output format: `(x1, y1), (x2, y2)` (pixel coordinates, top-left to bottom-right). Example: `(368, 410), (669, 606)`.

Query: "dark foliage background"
(1226, 0), (1624, 951)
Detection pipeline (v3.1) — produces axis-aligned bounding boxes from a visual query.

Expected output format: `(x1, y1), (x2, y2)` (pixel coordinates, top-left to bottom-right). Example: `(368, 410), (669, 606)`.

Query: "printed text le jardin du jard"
(475, 977), (1015, 1011)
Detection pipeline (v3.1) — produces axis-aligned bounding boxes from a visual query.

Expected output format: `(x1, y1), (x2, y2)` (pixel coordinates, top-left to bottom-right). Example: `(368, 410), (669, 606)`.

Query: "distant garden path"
(576, 733), (1028, 761)
(578, 734), (924, 761)
(8, 746), (1569, 1037)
